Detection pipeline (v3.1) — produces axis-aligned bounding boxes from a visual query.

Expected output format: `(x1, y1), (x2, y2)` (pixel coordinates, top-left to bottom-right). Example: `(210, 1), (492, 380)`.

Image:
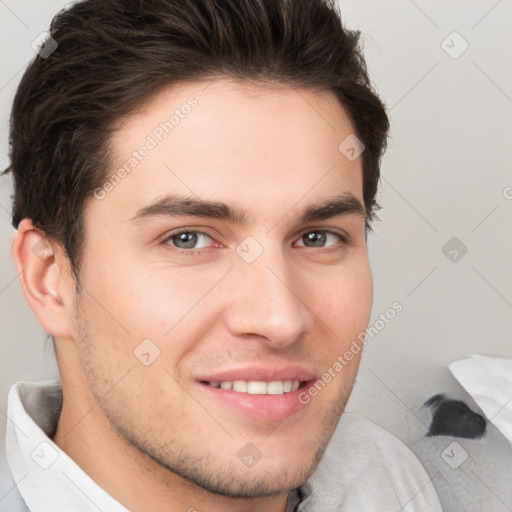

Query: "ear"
(11, 219), (75, 338)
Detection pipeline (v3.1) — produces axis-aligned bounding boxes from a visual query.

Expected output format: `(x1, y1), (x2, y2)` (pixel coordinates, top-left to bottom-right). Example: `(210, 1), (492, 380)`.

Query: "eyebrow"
(130, 193), (366, 225)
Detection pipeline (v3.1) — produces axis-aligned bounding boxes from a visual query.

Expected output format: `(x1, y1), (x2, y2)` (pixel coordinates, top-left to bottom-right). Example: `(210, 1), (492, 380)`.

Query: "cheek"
(314, 260), (373, 341)
(307, 264), (372, 400)
(82, 247), (217, 333)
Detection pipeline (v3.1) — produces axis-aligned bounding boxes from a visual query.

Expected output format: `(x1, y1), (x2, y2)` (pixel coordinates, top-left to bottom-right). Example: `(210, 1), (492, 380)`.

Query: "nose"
(224, 250), (314, 348)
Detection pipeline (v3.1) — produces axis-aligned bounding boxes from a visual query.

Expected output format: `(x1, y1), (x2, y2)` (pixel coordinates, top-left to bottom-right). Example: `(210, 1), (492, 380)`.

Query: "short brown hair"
(4, 0), (389, 280)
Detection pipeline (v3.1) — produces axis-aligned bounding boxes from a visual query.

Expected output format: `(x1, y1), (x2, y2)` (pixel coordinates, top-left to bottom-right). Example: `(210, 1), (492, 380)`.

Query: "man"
(2, 0), (442, 510)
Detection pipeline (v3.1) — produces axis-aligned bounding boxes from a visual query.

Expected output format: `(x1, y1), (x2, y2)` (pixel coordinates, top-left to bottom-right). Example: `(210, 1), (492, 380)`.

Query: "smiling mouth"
(201, 379), (304, 395)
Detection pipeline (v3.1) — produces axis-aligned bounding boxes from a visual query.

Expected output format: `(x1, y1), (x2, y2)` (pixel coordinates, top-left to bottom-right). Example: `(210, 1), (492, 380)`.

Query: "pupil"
(305, 231), (325, 247)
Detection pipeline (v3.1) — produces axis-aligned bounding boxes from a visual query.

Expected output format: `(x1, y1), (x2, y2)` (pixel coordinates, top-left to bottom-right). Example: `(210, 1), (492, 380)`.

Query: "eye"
(163, 230), (215, 250)
(295, 230), (345, 249)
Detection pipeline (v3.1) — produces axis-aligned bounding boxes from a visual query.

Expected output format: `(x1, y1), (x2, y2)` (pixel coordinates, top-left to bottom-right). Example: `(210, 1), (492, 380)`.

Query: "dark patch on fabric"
(424, 394), (487, 439)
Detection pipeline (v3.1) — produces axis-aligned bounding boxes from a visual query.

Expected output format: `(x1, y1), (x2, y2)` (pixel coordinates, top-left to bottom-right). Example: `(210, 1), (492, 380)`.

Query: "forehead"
(88, 77), (363, 225)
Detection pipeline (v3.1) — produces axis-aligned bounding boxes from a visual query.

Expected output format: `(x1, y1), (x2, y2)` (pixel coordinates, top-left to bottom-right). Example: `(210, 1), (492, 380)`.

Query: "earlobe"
(11, 218), (74, 338)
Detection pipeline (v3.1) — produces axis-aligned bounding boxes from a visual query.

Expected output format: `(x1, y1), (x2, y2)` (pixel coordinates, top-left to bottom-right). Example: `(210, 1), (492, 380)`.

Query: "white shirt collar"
(6, 381), (129, 512)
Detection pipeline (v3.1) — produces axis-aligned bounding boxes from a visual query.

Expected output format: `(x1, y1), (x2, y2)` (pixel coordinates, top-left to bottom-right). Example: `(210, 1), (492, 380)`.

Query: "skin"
(13, 77), (373, 512)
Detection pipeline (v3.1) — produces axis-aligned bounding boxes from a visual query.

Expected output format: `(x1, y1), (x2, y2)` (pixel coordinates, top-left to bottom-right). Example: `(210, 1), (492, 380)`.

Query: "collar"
(6, 381), (129, 512)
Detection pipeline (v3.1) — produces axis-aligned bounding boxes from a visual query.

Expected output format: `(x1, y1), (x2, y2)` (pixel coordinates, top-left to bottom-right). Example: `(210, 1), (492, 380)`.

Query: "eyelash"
(160, 229), (349, 256)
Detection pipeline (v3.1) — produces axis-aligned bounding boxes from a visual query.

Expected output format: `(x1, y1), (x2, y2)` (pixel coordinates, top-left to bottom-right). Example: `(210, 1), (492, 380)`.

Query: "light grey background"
(1, 0), (511, 435)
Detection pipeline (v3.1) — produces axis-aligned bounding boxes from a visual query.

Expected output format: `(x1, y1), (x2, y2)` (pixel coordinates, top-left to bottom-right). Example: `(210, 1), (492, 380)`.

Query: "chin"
(177, 455), (318, 499)
(133, 430), (322, 499)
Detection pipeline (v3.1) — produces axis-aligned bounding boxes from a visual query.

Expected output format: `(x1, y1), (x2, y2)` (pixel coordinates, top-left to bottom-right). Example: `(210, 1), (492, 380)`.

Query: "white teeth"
(207, 379), (302, 395)
(248, 381), (267, 394)
(232, 380), (248, 392)
(267, 381), (284, 394)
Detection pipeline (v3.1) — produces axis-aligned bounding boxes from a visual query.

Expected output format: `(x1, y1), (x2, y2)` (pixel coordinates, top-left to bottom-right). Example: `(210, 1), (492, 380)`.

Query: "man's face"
(69, 77), (372, 497)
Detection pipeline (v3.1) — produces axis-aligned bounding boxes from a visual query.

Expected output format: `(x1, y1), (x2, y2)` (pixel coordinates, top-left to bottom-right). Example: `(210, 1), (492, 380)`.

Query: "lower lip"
(196, 382), (312, 421)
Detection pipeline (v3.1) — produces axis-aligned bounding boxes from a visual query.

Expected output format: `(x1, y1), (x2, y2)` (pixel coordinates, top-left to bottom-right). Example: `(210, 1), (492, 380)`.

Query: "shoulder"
(0, 468), (29, 512)
(0, 381), (61, 512)
(1, 415), (29, 512)
(299, 413), (442, 512)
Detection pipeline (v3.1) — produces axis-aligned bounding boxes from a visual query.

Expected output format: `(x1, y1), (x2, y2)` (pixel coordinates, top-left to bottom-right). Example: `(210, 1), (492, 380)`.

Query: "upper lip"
(196, 364), (317, 383)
